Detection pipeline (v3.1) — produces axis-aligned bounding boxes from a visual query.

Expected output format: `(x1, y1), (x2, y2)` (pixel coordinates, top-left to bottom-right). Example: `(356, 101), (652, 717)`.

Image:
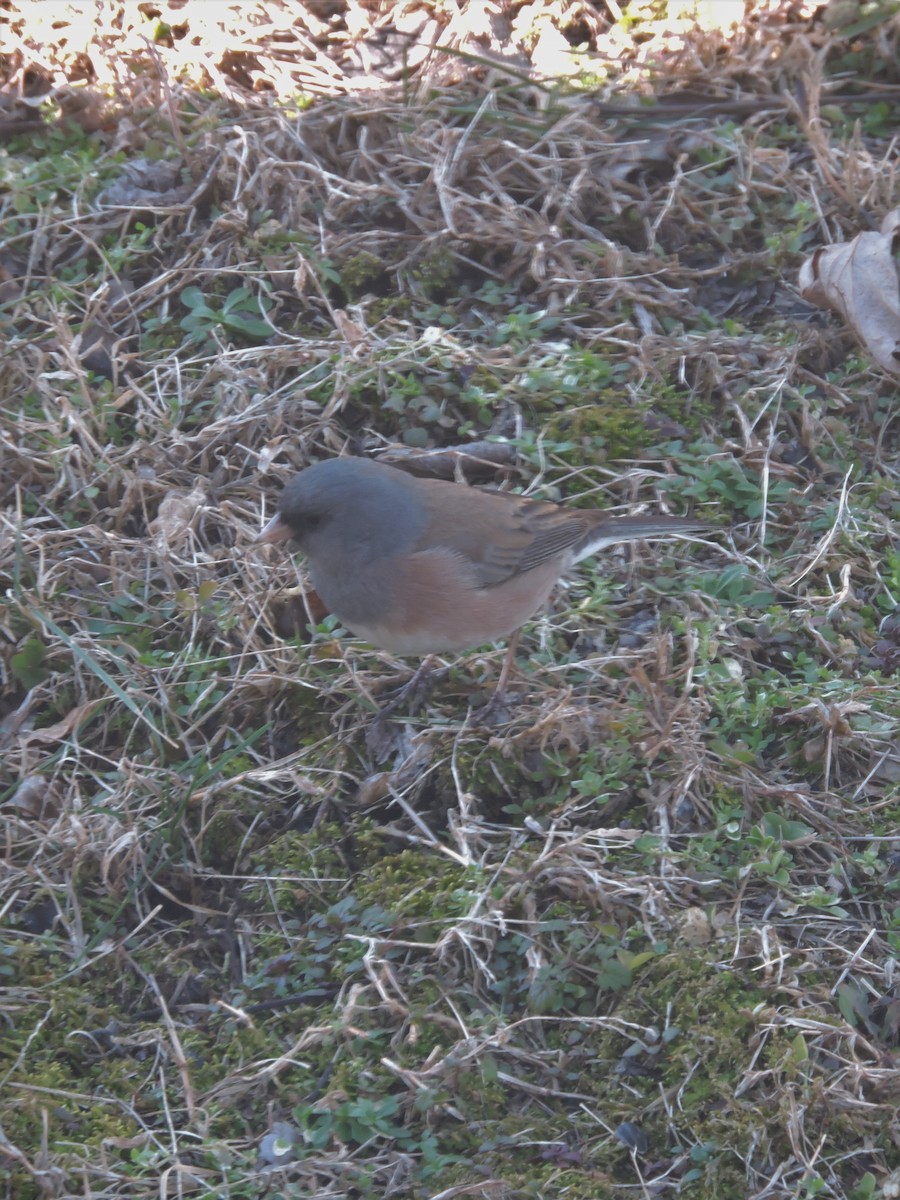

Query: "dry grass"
(1, 2), (900, 1198)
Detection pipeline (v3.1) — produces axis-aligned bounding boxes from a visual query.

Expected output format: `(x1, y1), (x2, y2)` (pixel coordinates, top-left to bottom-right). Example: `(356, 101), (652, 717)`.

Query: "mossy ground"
(2, 3), (899, 1198)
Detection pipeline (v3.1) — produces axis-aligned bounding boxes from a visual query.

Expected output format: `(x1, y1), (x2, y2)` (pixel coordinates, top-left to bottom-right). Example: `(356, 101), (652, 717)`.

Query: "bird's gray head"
(272, 458), (425, 563)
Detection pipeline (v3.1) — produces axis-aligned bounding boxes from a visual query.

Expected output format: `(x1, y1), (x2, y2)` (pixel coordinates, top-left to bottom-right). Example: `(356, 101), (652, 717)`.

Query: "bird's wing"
(414, 485), (592, 587)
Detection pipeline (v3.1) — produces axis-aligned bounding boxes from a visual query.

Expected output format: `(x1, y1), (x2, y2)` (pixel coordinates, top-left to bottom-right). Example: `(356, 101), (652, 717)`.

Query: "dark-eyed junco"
(257, 457), (706, 677)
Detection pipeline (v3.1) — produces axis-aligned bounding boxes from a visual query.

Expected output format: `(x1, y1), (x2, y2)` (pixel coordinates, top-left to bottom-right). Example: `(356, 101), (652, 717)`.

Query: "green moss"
(411, 246), (460, 298)
(197, 805), (255, 865)
(249, 821), (351, 879)
(544, 397), (653, 461)
(367, 294), (414, 321)
(339, 251), (389, 298)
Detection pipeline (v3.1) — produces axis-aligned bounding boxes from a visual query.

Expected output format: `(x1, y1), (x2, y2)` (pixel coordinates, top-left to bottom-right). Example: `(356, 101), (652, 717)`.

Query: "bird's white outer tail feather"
(572, 518), (707, 564)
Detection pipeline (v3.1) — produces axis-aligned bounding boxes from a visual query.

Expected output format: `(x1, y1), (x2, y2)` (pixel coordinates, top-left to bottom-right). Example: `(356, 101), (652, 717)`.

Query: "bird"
(257, 456), (706, 696)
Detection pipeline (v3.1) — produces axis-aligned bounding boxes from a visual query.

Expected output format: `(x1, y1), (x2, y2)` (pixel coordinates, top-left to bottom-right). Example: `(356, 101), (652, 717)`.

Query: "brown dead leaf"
(55, 84), (116, 133)
(97, 157), (209, 210)
(798, 208), (900, 377)
(0, 65), (49, 137)
(148, 485), (207, 545)
(5, 774), (59, 819)
(331, 308), (367, 348)
(872, 752), (900, 784)
(270, 587), (330, 639)
(19, 700), (103, 746)
(677, 906), (713, 945)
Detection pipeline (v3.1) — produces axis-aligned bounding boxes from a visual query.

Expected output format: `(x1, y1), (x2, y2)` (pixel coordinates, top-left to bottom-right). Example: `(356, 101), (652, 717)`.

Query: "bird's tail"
(573, 516), (708, 563)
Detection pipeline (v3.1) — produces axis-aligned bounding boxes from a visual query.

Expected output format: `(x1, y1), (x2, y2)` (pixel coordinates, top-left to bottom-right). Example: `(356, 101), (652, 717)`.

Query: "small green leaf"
(762, 812), (814, 843)
(222, 314), (273, 340)
(11, 637), (49, 687)
(597, 959), (633, 992)
(790, 1033), (808, 1063)
(617, 949), (655, 971)
(180, 286), (209, 310)
(222, 286), (253, 312)
(837, 983), (871, 1030)
(850, 1172), (877, 1200)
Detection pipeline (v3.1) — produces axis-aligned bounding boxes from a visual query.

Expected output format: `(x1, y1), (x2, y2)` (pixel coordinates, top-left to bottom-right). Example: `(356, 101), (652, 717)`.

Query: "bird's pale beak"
(256, 513), (294, 544)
